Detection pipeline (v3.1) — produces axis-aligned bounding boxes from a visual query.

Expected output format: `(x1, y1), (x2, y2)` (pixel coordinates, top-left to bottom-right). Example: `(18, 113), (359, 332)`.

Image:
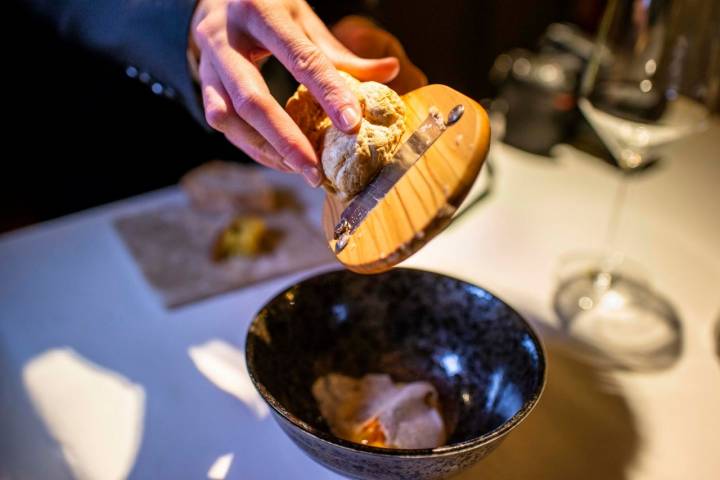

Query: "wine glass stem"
(600, 174), (629, 276)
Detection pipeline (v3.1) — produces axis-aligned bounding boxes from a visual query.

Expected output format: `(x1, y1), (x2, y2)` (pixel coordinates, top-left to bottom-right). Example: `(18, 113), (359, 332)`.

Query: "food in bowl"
(312, 373), (446, 449)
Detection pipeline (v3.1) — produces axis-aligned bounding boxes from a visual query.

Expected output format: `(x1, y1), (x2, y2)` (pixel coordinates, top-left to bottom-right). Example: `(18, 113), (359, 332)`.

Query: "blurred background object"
(489, 24), (591, 155)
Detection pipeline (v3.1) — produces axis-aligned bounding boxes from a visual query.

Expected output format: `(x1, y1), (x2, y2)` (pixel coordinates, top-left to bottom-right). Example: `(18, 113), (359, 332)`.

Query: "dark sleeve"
(25, 0), (205, 124)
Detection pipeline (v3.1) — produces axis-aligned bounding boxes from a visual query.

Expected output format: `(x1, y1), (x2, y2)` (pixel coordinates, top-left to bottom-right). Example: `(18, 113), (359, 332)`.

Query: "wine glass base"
(553, 270), (682, 371)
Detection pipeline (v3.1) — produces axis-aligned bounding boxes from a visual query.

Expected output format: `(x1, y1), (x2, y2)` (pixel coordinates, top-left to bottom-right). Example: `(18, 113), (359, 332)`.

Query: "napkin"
(115, 206), (333, 308)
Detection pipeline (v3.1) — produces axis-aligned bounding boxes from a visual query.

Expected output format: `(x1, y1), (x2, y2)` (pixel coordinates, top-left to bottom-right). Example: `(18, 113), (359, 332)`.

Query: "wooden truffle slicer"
(321, 84), (491, 274)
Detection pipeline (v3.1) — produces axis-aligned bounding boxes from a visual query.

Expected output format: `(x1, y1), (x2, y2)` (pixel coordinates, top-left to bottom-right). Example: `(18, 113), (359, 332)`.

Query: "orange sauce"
(354, 417), (387, 447)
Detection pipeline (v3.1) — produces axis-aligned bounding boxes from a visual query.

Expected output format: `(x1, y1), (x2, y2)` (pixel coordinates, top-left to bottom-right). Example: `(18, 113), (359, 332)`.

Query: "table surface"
(2, 123), (719, 480)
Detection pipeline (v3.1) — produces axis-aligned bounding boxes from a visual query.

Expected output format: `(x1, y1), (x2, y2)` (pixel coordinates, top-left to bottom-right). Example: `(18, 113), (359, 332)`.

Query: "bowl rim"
(245, 266), (547, 457)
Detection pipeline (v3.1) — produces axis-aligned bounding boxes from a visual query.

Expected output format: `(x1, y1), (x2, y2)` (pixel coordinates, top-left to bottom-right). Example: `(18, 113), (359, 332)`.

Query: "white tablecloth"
(1, 123), (718, 479)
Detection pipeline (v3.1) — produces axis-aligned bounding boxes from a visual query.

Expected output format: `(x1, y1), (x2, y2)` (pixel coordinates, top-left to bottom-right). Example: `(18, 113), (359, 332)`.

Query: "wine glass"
(553, 0), (719, 370)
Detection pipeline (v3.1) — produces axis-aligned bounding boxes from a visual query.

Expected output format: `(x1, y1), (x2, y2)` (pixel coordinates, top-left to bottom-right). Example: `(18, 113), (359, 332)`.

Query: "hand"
(191, 0), (400, 186)
(332, 16), (428, 95)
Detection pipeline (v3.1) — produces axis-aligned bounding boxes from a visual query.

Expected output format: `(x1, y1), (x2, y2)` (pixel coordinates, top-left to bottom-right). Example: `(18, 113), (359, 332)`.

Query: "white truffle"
(286, 73), (406, 199)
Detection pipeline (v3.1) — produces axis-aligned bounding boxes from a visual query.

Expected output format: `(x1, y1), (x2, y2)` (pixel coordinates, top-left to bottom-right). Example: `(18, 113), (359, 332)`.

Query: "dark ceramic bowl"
(246, 268), (545, 480)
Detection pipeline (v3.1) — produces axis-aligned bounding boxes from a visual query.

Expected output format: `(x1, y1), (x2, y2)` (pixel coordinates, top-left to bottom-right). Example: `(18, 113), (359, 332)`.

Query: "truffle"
(286, 72), (406, 199)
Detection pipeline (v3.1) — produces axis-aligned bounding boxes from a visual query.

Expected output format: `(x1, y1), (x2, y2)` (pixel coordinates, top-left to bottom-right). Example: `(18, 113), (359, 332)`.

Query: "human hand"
(191, 0), (400, 186)
(332, 16), (428, 95)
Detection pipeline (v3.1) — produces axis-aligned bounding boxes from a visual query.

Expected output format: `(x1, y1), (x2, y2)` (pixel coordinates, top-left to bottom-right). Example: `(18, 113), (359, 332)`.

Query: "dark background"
(2, 0), (605, 233)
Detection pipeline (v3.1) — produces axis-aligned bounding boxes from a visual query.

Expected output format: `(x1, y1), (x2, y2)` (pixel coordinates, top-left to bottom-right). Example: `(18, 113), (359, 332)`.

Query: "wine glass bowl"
(579, 0), (718, 169)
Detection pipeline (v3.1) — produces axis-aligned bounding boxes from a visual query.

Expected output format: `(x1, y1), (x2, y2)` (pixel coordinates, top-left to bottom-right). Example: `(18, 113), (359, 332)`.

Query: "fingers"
(332, 17), (428, 95)
(225, 27), (272, 66)
(194, 0), (425, 188)
(199, 56), (292, 173)
(241, 4), (363, 133)
(198, 31), (323, 186)
(298, 8), (399, 83)
(308, 30), (400, 84)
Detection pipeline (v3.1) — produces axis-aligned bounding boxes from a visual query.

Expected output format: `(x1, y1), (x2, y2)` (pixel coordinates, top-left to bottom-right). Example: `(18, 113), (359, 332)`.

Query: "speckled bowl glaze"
(246, 268), (546, 480)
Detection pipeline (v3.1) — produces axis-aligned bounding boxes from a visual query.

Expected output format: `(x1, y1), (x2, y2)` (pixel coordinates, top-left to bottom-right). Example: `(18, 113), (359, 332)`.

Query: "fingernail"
(338, 106), (361, 131)
(302, 166), (322, 187)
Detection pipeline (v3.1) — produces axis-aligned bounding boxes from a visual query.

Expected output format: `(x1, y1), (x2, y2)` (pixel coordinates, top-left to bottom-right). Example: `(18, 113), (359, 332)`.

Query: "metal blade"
(333, 104), (464, 253)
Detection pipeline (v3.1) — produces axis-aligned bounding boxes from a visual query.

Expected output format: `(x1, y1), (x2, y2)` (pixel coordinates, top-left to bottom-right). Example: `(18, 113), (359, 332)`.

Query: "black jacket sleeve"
(25, 0), (205, 124)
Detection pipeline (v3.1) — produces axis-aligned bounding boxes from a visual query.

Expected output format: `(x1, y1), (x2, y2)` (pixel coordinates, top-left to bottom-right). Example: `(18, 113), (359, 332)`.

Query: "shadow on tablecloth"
(455, 320), (640, 480)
